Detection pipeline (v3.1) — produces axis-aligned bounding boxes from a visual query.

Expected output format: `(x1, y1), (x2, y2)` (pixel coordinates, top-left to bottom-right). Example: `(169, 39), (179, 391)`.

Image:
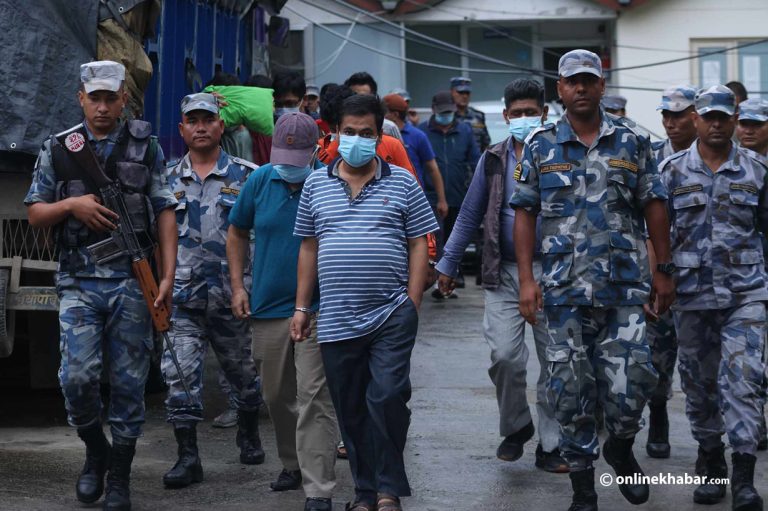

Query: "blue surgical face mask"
(274, 163), (311, 183)
(275, 107), (300, 118)
(338, 135), (377, 168)
(507, 116), (541, 142)
(434, 112), (455, 126)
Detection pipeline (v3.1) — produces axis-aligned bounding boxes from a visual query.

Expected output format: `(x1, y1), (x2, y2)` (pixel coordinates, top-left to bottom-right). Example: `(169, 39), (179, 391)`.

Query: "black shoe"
(535, 444), (570, 473)
(602, 436), (649, 505)
(270, 469), (302, 491)
(496, 421), (534, 462)
(731, 452), (763, 511)
(568, 468), (598, 511)
(236, 409), (266, 465)
(305, 497), (333, 511)
(163, 424), (204, 488)
(646, 402), (671, 459)
(431, 288), (445, 300)
(693, 443), (727, 504)
(103, 437), (135, 511)
(76, 424), (111, 504)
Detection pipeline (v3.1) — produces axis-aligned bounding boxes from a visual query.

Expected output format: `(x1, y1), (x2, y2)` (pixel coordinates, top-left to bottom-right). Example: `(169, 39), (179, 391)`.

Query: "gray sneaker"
(212, 407), (238, 428)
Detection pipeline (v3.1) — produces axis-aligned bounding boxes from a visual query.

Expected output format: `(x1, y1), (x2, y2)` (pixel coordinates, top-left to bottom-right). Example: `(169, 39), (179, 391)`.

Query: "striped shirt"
(294, 157), (439, 343)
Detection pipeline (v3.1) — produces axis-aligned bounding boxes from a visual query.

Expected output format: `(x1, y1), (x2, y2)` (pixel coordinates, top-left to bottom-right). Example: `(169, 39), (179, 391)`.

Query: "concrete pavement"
(0, 282), (766, 510)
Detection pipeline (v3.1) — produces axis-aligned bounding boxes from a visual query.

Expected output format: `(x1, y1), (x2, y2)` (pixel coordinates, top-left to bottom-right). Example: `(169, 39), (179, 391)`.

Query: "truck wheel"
(0, 268), (14, 357)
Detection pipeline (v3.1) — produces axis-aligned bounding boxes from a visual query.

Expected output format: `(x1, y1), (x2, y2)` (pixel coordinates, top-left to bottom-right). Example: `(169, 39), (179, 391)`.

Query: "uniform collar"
(328, 155), (390, 179)
(691, 140), (739, 174)
(83, 120), (122, 143)
(179, 149), (231, 179)
(556, 108), (616, 145)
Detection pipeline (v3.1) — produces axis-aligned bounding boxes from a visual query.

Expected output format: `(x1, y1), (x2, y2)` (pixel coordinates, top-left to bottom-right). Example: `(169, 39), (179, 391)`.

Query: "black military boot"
(76, 423), (111, 503)
(237, 409), (266, 465)
(163, 423), (204, 488)
(646, 401), (671, 459)
(568, 468), (598, 511)
(731, 452), (763, 511)
(103, 437), (135, 511)
(693, 443), (727, 504)
(603, 436), (649, 505)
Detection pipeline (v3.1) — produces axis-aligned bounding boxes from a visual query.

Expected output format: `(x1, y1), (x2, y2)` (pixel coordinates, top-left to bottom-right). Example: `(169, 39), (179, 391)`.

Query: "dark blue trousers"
(320, 298), (418, 502)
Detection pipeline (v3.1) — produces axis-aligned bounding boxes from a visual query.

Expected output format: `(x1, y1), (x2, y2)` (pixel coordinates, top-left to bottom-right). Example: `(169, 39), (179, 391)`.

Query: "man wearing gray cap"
(661, 85), (767, 510)
(510, 49), (673, 511)
(451, 76), (491, 152)
(303, 84), (321, 120)
(162, 93), (265, 489)
(642, 84), (698, 462)
(602, 94), (627, 117)
(25, 60), (179, 510)
(737, 98), (768, 157)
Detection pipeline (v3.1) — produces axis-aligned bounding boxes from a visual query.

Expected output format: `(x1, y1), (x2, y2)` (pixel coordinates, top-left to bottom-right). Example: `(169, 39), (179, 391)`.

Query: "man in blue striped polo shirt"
(291, 94), (438, 511)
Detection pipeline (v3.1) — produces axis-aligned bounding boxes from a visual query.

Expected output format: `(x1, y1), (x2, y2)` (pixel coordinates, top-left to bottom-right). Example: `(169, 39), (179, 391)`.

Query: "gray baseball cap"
(180, 93), (219, 115)
(271, 112), (319, 167)
(657, 85), (697, 112)
(558, 49), (602, 78)
(432, 91), (457, 113)
(80, 61), (125, 93)
(695, 85), (736, 116)
(390, 87), (411, 102)
(602, 95), (627, 111)
(738, 98), (768, 122)
(305, 84), (320, 98)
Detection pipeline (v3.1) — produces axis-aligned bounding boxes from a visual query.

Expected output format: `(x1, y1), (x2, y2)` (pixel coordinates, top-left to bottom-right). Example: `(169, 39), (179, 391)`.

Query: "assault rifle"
(57, 126), (192, 402)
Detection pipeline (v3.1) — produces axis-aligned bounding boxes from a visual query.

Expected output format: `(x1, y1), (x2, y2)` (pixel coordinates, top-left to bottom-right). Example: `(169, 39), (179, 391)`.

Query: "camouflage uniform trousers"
(58, 275), (152, 438)
(544, 305), (658, 469)
(162, 288), (262, 423)
(674, 302), (766, 455)
(646, 310), (678, 405)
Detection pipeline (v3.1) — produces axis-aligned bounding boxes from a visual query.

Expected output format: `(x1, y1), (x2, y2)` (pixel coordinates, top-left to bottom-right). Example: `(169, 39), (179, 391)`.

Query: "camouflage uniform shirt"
(166, 150), (256, 309)
(652, 139), (677, 163)
(509, 111), (668, 307)
(456, 106), (491, 152)
(661, 143), (768, 310)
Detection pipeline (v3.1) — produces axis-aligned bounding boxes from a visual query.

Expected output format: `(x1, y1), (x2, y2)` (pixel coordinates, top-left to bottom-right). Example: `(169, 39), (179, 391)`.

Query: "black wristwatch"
(656, 262), (677, 275)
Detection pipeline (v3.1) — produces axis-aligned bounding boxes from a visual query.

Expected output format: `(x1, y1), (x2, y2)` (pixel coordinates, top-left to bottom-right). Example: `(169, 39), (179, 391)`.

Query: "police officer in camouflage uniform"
(601, 94), (627, 117)
(510, 50), (674, 511)
(451, 77), (491, 152)
(25, 61), (178, 511)
(161, 93), (264, 489)
(644, 85), (698, 460)
(662, 85), (767, 510)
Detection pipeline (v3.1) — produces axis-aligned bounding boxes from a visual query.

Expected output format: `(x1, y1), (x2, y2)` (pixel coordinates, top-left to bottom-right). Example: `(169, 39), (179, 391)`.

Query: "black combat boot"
(731, 452), (763, 511)
(103, 437), (135, 511)
(76, 423), (111, 503)
(693, 443), (727, 504)
(163, 423), (204, 488)
(646, 401), (671, 458)
(568, 468), (598, 511)
(237, 409), (265, 465)
(602, 436), (649, 505)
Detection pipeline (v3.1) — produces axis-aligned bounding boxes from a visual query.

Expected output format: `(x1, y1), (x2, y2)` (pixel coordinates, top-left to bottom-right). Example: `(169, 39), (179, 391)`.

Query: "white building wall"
(615, 0), (768, 138)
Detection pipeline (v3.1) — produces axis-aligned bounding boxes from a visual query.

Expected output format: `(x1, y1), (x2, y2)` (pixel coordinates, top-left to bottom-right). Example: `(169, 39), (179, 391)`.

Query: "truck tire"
(0, 268), (14, 357)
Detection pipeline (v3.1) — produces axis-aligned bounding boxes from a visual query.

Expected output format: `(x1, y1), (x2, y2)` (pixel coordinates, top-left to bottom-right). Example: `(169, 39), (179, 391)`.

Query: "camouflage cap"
(558, 49), (602, 78)
(180, 93), (219, 115)
(450, 77), (472, 92)
(602, 95), (627, 110)
(738, 98), (768, 122)
(390, 87), (411, 102)
(657, 84), (697, 112)
(695, 85), (736, 116)
(80, 60), (125, 93)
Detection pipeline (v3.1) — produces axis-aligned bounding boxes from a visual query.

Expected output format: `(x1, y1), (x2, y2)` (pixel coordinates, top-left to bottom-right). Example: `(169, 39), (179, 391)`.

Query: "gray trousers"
(484, 261), (560, 452)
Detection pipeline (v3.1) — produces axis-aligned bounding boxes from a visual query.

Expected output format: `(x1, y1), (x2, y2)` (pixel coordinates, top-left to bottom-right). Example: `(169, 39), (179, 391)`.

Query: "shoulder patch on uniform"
(231, 156), (258, 171)
(672, 184), (703, 196)
(513, 162), (524, 181)
(174, 191), (185, 200)
(220, 187), (240, 196)
(541, 163), (572, 173)
(731, 183), (758, 194)
(608, 159), (639, 173)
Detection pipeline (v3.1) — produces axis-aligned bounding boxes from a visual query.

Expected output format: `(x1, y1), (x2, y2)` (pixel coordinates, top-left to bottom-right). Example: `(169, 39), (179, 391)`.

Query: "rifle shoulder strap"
(55, 125), (113, 189)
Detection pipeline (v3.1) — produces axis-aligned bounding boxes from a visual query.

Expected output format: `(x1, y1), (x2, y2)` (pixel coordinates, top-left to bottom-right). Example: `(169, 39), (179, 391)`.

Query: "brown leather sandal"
(377, 494), (402, 511)
(345, 501), (374, 511)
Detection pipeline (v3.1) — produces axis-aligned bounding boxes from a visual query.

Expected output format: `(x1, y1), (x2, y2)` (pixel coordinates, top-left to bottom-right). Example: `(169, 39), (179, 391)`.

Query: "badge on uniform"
(608, 159), (639, 173)
(220, 187), (240, 196)
(513, 162), (524, 182)
(174, 191), (186, 200)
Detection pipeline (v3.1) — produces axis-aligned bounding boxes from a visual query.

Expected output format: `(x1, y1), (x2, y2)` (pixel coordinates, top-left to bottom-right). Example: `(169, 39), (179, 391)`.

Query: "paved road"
(1, 282), (766, 510)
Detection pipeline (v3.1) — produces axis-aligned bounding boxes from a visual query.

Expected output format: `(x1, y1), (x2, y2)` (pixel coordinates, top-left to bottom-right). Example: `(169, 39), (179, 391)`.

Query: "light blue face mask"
(434, 112), (455, 126)
(338, 135), (377, 168)
(275, 107), (300, 118)
(273, 163), (311, 183)
(507, 116), (541, 142)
